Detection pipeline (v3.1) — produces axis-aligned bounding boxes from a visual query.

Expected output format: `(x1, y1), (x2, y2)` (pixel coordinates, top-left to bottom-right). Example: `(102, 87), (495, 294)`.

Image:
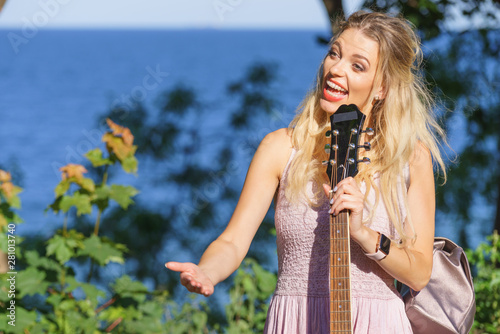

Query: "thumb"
(322, 183), (332, 197)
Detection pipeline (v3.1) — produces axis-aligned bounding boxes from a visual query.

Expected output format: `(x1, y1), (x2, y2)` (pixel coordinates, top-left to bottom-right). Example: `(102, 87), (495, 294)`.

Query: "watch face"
(379, 234), (391, 255)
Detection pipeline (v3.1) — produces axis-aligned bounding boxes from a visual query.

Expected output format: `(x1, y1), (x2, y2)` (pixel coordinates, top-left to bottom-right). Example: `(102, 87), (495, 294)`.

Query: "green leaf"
(25, 250), (62, 273)
(78, 235), (124, 265)
(60, 193), (92, 216)
(192, 311), (208, 329)
(85, 148), (113, 167)
(24, 321), (50, 334)
(123, 316), (164, 333)
(47, 195), (63, 214)
(138, 301), (164, 317)
(58, 299), (77, 311)
(0, 307), (38, 333)
(65, 309), (100, 333)
(79, 177), (96, 193)
(111, 275), (148, 303)
(254, 263), (277, 294)
(6, 185), (22, 209)
(95, 185), (111, 199)
(0, 202), (22, 225)
(109, 185), (139, 209)
(121, 154), (138, 174)
(46, 235), (74, 264)
(46, 294), (63, 307)
(16, 268), (50, 298)
(55, 179), (71, 197)
(93, 185), (110, 211)
(65, 276), (105, 305)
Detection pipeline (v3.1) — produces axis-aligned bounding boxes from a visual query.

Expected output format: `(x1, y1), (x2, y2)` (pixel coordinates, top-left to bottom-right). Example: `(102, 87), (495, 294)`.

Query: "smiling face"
(320, 28), (383, 116)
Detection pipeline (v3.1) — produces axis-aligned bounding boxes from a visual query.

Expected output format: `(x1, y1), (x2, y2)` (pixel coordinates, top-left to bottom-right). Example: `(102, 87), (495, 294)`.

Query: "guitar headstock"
(323, 104), (372, 187)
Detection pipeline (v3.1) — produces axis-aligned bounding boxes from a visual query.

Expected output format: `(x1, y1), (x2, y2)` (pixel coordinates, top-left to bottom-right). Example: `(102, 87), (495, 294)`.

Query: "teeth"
(326, 80), (347, 93)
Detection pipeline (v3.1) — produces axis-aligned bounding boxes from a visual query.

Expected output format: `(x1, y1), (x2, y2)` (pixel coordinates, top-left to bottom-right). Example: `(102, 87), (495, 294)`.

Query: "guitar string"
(330, 125), (357, 330)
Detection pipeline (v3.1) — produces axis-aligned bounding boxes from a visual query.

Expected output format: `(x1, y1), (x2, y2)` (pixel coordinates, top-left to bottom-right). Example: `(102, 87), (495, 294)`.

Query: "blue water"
(0, 28), (486, 248)
(0, 28), (327, 236)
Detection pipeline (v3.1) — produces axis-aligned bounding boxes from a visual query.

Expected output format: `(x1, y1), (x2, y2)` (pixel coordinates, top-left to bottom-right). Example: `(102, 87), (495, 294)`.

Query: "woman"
(166, 11), (446, 333)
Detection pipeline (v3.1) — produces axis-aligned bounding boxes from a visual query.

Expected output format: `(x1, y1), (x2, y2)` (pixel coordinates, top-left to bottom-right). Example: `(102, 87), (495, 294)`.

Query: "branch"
(322, 0), (345, 33)
(106, 317), (123, 332)
(96, 297), (117, 314)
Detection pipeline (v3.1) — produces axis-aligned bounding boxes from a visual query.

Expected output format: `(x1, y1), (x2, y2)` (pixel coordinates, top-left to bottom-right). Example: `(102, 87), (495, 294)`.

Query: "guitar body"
(324, 105), (368, 333)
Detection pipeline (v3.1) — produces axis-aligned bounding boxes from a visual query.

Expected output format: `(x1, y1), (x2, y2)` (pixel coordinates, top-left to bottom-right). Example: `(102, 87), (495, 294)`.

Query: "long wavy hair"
(285, 11), (446, 247)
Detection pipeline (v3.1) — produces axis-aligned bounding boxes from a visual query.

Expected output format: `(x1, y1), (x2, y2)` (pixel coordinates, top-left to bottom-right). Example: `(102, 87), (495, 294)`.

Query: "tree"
(319, 0), (500, 244)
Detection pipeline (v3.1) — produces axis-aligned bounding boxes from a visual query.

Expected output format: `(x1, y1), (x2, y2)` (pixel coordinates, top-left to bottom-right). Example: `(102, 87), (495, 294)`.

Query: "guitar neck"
(330, 210), (352, 334)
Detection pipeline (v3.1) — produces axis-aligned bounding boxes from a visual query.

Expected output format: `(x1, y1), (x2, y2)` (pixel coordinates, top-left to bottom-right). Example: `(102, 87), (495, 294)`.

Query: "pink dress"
(263, 149), (413, 333)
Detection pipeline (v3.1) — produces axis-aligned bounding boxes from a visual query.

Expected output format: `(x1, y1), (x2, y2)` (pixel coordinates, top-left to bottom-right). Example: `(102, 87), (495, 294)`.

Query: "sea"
(0, 28), (487, 252)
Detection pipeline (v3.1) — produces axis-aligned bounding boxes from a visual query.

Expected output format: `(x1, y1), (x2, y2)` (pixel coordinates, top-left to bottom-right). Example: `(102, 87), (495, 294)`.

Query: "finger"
(334, 183), (362, 199)
(180, 273), (195, 287)
(330, 194), (363, 214)
(165, 262), (192, 273)
(335, 177), (358, 190)
(330, 184), (346, 205)
(202, 287), (214, 297)
(184, 277), (211, 296)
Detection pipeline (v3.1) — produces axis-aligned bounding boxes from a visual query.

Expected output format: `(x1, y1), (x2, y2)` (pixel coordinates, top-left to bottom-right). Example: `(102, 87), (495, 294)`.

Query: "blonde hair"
(286, 11), (446, 247)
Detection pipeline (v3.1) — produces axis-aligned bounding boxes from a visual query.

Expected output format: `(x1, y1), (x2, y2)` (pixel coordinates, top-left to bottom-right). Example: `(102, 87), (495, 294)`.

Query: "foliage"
(467, 231), (500, 333)
(225, 259), (277, 333)
(164, 295), (214, 334)
(0, 111), (279, 333)
(0, 120), (170, 333)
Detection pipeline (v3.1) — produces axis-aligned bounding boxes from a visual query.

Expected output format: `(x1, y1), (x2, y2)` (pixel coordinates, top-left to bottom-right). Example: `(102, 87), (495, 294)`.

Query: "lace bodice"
(273, 149), (409, 300)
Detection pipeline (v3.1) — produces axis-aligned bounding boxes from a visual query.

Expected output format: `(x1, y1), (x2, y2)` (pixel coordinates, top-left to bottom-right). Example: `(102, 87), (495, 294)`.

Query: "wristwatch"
(365, 232), (391, 261)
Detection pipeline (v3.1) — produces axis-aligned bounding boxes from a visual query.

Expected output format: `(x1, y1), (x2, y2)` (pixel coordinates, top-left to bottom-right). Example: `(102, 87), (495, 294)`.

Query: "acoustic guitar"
(323, 104), (371, 333)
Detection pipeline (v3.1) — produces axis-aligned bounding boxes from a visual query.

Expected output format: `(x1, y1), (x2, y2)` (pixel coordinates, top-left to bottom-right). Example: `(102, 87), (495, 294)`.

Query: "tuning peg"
(362, 128), (374, 136)
(351, 128), (358, 134)
(349, 143), (355, 150)
(332, 129), (339, 136)
(358, 142), (371, 151)
(358, 157), (371, 164)
(322, 159), (337, 166)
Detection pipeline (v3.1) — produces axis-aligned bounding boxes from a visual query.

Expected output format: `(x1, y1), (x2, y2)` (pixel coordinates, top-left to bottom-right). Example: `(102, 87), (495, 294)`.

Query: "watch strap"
(365, 232), (390, 261)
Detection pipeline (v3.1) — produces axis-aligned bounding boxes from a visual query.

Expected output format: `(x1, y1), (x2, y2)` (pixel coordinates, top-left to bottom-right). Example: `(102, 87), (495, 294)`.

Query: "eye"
(328, 49), (340, 59)
(353, 63), (365, 72)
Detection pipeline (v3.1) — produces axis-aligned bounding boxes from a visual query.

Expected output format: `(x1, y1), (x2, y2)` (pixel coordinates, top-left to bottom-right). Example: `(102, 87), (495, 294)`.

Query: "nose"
(328, 59), (346, 77)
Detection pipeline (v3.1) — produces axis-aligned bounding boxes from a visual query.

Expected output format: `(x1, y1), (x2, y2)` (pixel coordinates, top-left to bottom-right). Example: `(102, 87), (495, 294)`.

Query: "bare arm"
(166, 128), (292, 296)
(328, 143), (435, 291)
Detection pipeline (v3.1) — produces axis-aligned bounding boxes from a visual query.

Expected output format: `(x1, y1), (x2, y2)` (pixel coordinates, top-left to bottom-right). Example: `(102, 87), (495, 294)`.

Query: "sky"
(0, 0), (363, 30)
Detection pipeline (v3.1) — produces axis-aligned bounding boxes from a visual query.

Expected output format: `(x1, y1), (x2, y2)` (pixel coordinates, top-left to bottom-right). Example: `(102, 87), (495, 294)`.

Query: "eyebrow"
(332, 41), (371, 66)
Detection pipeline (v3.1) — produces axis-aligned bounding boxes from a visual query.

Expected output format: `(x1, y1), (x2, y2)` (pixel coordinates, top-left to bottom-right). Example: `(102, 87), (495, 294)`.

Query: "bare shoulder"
(409, 141), (433, 184)
(260, 128), (292, 149)
(253, 128), (293, 178)
(410, 141), (432, 169)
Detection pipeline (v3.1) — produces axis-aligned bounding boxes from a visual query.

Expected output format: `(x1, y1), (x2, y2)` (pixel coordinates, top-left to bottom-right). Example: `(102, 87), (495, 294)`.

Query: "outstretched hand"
(165, 262), (215, 297)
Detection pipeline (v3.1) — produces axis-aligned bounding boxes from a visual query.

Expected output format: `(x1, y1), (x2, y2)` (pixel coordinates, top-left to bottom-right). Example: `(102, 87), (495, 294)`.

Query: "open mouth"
(323, 79), (348, 102)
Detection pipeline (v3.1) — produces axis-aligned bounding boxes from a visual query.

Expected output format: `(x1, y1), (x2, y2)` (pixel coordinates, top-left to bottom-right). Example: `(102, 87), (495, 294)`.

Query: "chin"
(319, 97), (341, 114)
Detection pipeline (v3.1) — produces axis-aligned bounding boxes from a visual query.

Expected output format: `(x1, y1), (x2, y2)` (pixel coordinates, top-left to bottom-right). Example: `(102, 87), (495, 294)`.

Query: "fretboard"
(330, 210), (352, 333)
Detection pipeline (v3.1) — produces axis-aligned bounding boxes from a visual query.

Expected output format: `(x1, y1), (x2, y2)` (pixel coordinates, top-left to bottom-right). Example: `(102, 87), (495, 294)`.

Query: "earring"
(374, 95), (380, 101)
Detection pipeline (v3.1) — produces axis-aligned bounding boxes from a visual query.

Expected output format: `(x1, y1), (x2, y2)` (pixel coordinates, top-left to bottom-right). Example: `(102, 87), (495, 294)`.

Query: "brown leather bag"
(398, 237), (476, 334)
